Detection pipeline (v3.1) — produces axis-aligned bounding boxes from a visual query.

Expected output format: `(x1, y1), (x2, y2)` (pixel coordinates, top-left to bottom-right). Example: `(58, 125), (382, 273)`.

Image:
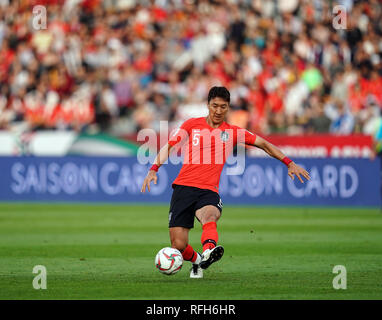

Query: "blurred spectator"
(329, 100), (355, 135)
(308, 104), (331, 134)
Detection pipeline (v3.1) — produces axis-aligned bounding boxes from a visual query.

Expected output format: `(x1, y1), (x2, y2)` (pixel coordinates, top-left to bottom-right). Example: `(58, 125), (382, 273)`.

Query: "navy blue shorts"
(168, 184), (223, 229)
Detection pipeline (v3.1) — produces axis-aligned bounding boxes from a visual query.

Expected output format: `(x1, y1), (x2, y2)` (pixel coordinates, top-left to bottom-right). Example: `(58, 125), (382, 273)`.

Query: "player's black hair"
(207, 86), (230, 104)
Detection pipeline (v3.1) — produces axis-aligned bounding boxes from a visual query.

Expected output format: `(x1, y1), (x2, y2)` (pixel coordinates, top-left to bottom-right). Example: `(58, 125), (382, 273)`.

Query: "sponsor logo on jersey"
(220, 131), (229, 142)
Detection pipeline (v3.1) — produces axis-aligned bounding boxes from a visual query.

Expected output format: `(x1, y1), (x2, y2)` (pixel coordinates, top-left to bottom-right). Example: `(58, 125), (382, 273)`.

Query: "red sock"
(201, 221), (218, 251)
(181, 244), (198, 263)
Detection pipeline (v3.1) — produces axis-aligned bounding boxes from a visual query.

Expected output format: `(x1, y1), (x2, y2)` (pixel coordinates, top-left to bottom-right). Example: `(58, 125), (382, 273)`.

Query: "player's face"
(207, 97), (229, 124)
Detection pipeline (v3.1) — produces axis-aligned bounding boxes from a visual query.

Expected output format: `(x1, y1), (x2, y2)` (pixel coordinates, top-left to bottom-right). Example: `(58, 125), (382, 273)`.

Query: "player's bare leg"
(169, 227), (189, 252)
(195, 205), (224, 269)
(169, 227), (202, 278)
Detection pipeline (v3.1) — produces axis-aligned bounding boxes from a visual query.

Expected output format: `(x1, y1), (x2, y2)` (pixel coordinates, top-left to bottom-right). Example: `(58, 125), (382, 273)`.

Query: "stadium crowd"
(0, 0), (382, 137)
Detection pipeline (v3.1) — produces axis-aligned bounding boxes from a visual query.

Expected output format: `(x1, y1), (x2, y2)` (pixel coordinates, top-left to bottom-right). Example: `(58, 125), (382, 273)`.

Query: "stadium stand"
(0, 0), (381, 138)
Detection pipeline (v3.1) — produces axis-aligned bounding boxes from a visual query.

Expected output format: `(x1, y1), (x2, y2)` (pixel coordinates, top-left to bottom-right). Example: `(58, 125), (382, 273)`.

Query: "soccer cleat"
(200, 245), (224, 270)
(190, 263), (203, 278)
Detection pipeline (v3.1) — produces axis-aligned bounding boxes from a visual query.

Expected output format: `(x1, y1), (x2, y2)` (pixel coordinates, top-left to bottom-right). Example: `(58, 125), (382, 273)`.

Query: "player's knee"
(171, 238), (187, 252)
(203, 210), (220, 223)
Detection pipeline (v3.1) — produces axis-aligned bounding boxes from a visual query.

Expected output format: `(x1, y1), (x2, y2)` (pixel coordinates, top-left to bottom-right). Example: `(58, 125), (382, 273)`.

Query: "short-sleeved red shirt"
(168, 117), (257, 193)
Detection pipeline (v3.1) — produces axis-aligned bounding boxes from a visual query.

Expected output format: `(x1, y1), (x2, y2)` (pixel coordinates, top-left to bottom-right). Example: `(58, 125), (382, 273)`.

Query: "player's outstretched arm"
(141, 143), (173, 193)
(253, 136), (311, 183)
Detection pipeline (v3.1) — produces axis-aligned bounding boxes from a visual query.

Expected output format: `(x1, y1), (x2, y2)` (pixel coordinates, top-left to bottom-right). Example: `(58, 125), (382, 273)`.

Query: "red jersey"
(168, 117), (257, 193)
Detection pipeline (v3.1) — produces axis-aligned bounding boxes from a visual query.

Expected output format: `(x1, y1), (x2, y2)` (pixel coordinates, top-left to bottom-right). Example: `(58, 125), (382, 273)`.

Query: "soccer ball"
(155, 247), (183, 275)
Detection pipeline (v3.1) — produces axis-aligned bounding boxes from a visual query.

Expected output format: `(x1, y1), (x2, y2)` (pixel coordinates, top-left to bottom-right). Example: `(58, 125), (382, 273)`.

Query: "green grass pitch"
(0, 203), (381, 300)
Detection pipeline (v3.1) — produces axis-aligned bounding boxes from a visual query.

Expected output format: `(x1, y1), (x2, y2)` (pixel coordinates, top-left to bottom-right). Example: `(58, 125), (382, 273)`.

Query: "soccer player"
(141, 86), (310, 278)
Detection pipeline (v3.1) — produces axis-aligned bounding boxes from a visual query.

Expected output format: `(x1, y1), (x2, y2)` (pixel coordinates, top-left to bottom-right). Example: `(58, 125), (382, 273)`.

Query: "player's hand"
(141, 170), (158, 193)
(287, 162), (310, 183)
